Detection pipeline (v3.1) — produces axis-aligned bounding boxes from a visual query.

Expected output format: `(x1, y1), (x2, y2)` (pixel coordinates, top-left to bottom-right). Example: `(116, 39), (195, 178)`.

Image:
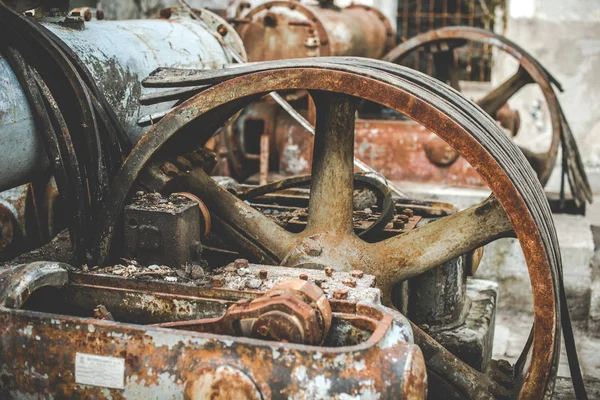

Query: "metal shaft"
(176, 0), (407, 198)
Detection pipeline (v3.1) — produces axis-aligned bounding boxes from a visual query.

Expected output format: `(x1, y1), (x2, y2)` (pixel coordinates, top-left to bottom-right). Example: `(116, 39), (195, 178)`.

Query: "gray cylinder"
(0, 14), (241, 191)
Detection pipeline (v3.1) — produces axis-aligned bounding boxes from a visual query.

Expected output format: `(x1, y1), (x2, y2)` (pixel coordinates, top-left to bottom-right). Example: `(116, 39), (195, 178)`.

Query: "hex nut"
(350, 270), (364, 279)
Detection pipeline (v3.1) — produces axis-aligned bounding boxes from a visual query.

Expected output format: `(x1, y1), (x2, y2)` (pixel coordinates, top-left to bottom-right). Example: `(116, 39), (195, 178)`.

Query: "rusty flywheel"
(85, 58), (575, 398)
(384, 26), (592, 206)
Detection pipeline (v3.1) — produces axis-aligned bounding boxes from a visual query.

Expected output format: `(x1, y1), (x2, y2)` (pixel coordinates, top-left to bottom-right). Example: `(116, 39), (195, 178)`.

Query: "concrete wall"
(494, 0), (600, 195)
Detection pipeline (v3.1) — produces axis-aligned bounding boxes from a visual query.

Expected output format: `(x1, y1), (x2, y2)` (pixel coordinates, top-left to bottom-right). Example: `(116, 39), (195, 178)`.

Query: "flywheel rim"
(95, 60), (560, 399)
(383, 26), (562, 187)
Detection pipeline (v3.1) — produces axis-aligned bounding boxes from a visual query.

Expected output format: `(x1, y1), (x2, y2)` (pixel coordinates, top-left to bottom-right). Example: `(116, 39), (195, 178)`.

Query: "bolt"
(342, 279), (357, 288)
(160, 162), (179, 177)
(259, 269), (268, 280)
(299, 273), (308, 281)
(324, 267), (333, 277)
(403, 208), (414, 218)
(350, 270), (364, 279)
(217, 24), (228, 37)
(393, 220), (405, 229)
(397, 214), (409, 223)
(333, 289), (348, 300)
(211, 275), (225, 287)
(234, 259), (249, 269)
(257, 324), (269, 336)
(96, 9), (105, 20)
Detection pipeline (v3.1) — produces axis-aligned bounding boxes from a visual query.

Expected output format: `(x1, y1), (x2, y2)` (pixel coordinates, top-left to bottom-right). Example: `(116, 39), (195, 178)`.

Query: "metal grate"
(397, 0), (503, 82)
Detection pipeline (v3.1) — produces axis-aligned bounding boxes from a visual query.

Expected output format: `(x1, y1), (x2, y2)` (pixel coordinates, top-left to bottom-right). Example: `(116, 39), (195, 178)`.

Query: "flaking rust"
(0, 262), (426, 399)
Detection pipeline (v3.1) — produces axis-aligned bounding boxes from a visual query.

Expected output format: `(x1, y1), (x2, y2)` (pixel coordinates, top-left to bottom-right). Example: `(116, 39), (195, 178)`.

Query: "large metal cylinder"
(0, 12), (243, 191)
(234, 1), (395, 61)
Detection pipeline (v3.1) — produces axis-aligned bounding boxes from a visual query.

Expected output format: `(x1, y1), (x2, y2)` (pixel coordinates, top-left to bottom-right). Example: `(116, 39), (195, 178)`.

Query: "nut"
(350, 270), (364, 279)
(333, 289), (348, 300)
(403, 208), (414, 218)
(259, 269), (268, 280)
(217, 24), (228, 37)
(324, 267), (333, 277)
(342, 279), (357, 288)
(299, 273), (309, 281)
(234, 259), (249, 269)
(393, 220), (405, 229)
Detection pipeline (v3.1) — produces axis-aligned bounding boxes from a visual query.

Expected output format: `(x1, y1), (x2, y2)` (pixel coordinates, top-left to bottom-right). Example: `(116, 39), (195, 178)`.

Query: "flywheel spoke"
(367, 195), (514, 286)
(183, 169), (295, 261)
(305, 91), (361, 235)
(477, 66), (533, 117)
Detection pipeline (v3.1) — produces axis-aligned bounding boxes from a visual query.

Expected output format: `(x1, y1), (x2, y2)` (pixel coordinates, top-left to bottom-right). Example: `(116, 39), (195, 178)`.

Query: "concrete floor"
(494, 310), (600, 399)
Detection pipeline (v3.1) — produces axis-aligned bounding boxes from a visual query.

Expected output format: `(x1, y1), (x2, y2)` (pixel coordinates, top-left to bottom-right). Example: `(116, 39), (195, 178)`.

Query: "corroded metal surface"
(123, 192), (203, 268)
(0, 15), (238, 191)
(98, 59), (563, 397)
(383, 26), (592, 205)
(234, 1), (394, 62)
(216, 103), (488, 187)
(0, 262), (427, 398)
(155, 279), (332, 346)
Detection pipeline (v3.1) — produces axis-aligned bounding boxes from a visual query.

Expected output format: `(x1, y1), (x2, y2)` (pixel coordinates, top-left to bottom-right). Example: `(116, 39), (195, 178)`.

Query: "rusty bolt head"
(211, 275), (225, 287)
(393, 220), (405, 229)
(217, 24), (228, 37)
(96, 9), (104, 20)
(324, 267), (333, 277)
(350, 270), (364, 279)
(234, 259), (249, 269)
(403, 208), (414, 218)
(299, 273), (308, 281)
(342, 279), (357, 288)
(398, 214), (410, 223)
(259, 269), (268, 280)
(333, 289), (348, 300)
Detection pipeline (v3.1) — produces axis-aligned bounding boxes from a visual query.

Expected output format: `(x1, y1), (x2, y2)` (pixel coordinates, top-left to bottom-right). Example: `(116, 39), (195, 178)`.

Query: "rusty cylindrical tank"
(0, 9), (245, 192)
(233, 1), (395, 61)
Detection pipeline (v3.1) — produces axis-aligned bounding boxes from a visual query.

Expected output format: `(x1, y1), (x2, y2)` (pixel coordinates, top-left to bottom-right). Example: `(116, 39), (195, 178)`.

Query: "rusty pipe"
(234, 1), (395, 62)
